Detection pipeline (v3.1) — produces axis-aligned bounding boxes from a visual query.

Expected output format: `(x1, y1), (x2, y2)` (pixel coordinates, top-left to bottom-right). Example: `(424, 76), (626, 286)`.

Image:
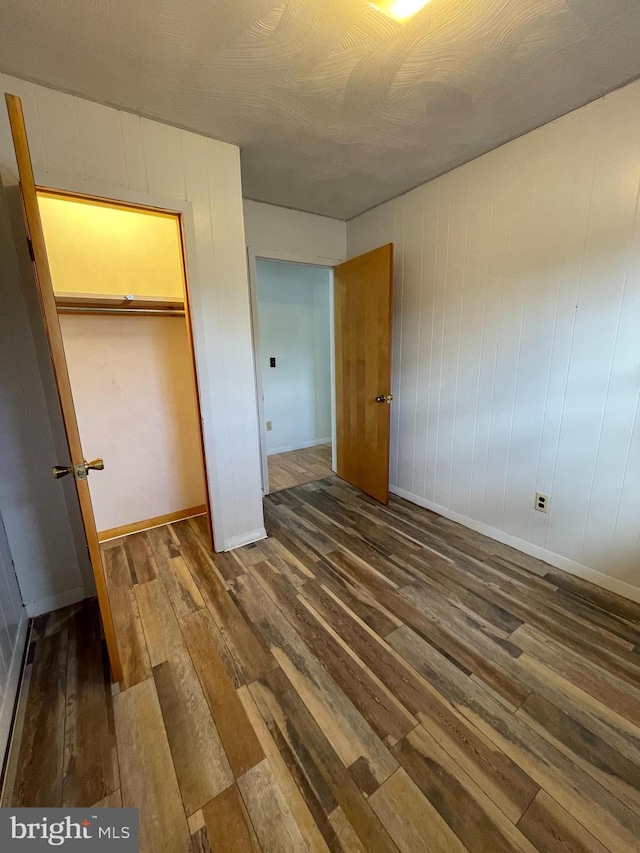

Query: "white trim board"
(224, 527), (268, 552)
(390, 486), (640, 605)
(267, 438), (332, 456)
(25, 586), (85, 618)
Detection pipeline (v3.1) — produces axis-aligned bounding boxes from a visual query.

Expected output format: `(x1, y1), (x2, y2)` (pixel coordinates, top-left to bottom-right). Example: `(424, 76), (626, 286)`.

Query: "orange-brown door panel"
(334, 244), (393, 503)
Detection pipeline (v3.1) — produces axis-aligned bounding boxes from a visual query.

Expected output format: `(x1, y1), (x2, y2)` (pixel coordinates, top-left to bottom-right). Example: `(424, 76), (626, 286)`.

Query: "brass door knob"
(52, 459), (104, 480)
(375, 395), (394, 403)
(52, 465), (72, 479)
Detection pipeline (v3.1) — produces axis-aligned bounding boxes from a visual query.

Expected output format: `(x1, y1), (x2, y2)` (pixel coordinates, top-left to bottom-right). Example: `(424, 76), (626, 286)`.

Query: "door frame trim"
(247, 247), (340, 495)
(35, 172), (218, 550)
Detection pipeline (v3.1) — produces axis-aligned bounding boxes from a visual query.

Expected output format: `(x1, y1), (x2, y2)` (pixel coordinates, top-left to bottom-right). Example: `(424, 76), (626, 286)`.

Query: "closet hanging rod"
(54, 292), (185, 311)
(57, 306), (186, 317)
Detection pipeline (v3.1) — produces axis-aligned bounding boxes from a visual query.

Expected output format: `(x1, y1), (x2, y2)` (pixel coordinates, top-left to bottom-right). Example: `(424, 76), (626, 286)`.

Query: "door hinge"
(27, 237), (35, 262)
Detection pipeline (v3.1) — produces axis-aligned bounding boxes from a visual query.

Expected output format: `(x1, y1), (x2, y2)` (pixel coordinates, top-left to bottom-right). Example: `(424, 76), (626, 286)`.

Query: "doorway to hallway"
(252, 258), (334, 494)
(267, 443), (333, 493)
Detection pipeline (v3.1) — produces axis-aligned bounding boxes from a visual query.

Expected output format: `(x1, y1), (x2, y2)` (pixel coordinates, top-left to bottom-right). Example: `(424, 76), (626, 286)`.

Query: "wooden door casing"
(334, 244), (393, 504)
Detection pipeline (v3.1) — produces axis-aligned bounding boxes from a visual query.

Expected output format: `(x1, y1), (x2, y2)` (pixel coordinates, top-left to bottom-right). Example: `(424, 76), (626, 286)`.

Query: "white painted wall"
(348, 78), (640, 602)
(0, 74), (265, 557)
(244, 199), (346, 263)
(60, 315), (206, 533)
(256, 260), (331, 455)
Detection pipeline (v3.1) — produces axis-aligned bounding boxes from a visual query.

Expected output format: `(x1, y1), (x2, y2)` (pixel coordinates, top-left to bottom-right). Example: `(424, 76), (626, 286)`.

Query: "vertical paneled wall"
(348, 79), (640, 599)
(243, 200), (346, 262)
(0, 509), (26, 762)
(0, 74), (265, 554)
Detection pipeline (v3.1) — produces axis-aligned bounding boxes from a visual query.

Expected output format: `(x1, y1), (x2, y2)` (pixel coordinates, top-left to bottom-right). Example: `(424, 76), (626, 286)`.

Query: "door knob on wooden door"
(375, 395), (394, 403)
(52, 465), (72, 479)
(52, 458), (105, 480)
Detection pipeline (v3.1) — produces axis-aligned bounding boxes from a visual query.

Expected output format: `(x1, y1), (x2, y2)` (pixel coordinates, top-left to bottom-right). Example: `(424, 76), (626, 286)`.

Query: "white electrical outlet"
(266, 421), (272, 431)
(535, 492), (549, 513)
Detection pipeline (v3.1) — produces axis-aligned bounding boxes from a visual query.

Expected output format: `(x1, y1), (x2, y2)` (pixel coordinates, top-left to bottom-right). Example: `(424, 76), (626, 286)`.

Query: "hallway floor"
(4, 478), (640, 852)
(267, 442), (332, 492)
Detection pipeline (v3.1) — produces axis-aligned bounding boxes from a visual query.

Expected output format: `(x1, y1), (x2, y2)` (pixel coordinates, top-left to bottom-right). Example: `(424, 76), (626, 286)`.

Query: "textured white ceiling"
(1, 0), (640, 219)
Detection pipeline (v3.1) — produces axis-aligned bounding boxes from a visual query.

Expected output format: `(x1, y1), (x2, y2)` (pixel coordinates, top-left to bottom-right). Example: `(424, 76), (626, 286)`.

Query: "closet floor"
(4, 476), (640, 852)
(268, 442), (332, 492)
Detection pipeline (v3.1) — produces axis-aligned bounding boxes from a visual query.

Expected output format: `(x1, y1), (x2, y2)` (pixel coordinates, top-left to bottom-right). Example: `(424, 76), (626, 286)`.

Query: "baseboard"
(223, 527), (268, 552)
(267, 438), (332, 456)
(98, 504), (207, 542)
(0, 609), (29, 769)
(25, 586), (86, 618)
(390, 486), (640, 605)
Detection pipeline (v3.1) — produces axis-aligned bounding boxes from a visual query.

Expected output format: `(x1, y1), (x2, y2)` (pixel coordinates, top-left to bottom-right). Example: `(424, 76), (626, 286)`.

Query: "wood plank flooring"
(268, 443), (332, 493)
(5, 476), (640, 852)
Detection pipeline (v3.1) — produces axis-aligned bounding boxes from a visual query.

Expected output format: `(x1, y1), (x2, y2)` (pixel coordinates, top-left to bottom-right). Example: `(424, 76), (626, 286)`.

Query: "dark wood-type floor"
(268, 443), (332, 493)
(5, 476), (640, 852)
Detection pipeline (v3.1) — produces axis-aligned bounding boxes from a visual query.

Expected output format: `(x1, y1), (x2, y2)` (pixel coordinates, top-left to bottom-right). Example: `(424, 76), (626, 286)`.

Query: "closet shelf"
(54, 291), (185, 315)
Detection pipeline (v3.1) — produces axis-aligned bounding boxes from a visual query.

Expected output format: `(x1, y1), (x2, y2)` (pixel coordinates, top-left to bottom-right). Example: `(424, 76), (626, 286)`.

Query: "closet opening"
(36, 189), (213, 547)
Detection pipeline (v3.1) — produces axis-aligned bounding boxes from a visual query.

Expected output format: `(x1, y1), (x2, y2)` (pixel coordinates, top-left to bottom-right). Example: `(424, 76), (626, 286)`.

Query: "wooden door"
(334, 244), (393, 503)
(5, 93), (122, 682)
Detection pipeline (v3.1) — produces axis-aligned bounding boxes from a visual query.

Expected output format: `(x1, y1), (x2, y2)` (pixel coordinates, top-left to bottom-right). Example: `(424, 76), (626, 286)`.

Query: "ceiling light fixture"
(370, 0), (432, 23)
